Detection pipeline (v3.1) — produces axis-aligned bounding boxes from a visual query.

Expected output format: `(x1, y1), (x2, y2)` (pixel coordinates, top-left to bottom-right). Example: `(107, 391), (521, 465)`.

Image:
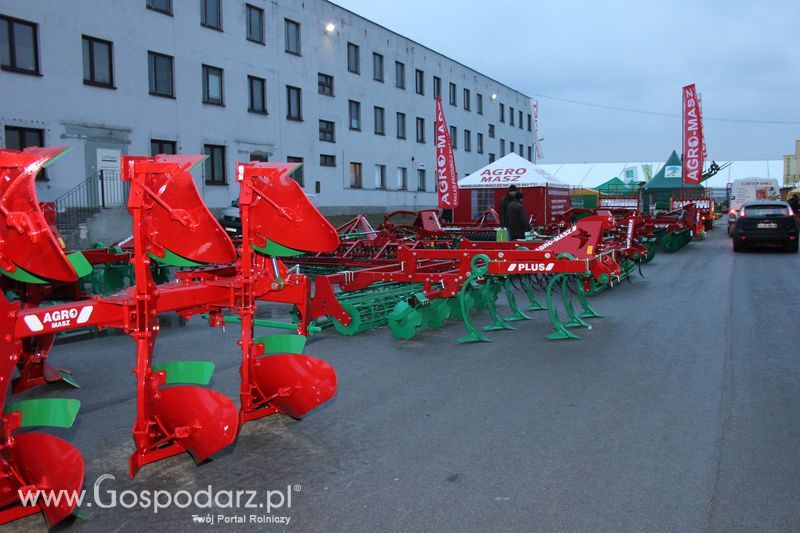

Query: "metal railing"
(54, 169), (129, 247)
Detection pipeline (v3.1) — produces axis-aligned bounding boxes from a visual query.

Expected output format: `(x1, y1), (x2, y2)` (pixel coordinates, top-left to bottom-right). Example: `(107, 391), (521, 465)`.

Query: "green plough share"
(660, 229), (693, 253)
(456, 255), (514, 343)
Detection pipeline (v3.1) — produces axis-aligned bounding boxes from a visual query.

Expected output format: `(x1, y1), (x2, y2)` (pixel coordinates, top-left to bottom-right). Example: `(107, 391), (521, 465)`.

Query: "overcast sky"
(333, 0), (800, 164)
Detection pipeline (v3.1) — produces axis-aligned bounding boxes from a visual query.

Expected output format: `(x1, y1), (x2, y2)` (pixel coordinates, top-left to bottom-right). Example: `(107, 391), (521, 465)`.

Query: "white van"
(728, 178), (781, 236)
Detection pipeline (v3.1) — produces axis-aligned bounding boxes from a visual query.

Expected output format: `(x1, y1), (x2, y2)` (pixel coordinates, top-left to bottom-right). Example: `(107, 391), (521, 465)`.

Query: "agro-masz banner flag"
(682, 83), (705, 184)
(435, 96), (458, 208)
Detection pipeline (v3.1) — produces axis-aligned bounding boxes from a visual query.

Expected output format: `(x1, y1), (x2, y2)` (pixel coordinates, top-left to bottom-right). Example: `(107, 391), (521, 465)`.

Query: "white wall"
(0, 0), (537, 211)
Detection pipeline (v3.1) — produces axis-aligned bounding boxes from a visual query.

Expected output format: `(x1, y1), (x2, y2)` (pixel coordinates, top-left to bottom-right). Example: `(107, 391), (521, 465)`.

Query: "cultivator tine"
(545, 274), (581, 340)
(575, 278), (602, 319)
(520, 276), (547, 311)
(560, 276), (590, 329)
(503, 277), (532, 322)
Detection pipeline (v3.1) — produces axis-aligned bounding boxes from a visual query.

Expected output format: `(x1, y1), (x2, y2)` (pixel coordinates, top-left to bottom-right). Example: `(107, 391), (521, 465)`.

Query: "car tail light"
(728, 208), (737, 215)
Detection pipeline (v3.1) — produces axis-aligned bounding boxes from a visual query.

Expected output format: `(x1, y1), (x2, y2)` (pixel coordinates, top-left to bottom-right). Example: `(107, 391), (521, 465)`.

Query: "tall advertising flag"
(435, 96), (459, 208)
(682, 84), (705, 184)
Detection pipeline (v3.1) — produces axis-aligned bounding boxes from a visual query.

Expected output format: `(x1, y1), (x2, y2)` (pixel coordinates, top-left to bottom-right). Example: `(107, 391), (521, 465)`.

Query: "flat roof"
(327, 1), (532, 100)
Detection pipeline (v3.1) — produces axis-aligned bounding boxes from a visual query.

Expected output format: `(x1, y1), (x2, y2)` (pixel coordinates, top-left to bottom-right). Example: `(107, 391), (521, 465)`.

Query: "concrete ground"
(8, 226), (800, 532)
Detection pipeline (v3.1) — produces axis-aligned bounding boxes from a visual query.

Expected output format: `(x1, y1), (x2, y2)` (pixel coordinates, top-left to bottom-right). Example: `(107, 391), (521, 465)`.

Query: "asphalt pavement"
(8, 226), (800, 532)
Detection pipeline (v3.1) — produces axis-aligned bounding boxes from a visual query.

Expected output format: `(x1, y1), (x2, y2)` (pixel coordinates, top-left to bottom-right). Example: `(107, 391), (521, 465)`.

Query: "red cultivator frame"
(0, 149), (338, 527)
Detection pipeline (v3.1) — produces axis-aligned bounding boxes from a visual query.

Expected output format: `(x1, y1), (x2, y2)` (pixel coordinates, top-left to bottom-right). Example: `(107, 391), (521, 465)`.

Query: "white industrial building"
(0, 0), (537, 214)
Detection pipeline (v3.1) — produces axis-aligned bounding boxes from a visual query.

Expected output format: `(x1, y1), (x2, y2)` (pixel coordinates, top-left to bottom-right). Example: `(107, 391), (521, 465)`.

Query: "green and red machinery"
(0, 149), (338, 527)
(294, 214), (634, 342)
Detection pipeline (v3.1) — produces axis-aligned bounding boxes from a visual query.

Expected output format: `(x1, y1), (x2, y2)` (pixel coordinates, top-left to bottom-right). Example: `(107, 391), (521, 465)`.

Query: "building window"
(415, 117), (425, 143)
(349, 162), (362, 188)
(82, 35), (114, 88)
(527, 113), (532, 132)
(202, 64), (224, 105)
(510, 107), (515, 126)
(417, 168), (426, 191)
(397, 167), (407, 190)
(519, 110), (523, 129)
(1, 15), (40, 75)
(477, 93), (483, 115)
(347, 42), (359, 74)
(246, 4), (265, 44)
(203, 144), (226, 185)
(395, 61), (405, 89)
(372, 52), (383, 82)
(489, 153), (496, 163)
(146, 0), (172, 15)
(150, 138), (176, 156)
(500, 103), (505, 123)
(374, 107), (385, 135)
(500, 139), (505, 156)
(285, 19), (301, 55)
(449, 126), (457, 150)
(349, 100), (361, 130)
(375, 164), (387, 189)
(463, 88), (471, 111)
(449, 82), (457, 106)
(464, 129), (471, 152)
(396, 112), (406, 139)
(5, 126), (46, 180)
(415, 69), (424, 95)
(489, 124), (495, 138)
(201, 0), (222, 30)
(320, 154), (336, 167)
(318, 72), (334, 96)
(510, 141), (515, 154)
(519, 145), (524, 157)
(286, 85), (302, 120)
(477, 132), (484, 154)
(148, 51), (174, 97)
(287, 156), (303, 185)
(528, 146), (532, 161)
(433, 76), (441, 99)
(248, 75), (266, 113)
(319, 119), (335, 142)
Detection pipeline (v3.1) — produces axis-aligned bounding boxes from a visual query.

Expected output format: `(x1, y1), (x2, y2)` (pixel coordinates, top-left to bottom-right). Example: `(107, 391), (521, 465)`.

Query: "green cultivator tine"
(503, 278), (532, 322)
(521, 276), (547, 311)
(255, 334), (307, 355)
(153, 360), (215, 385)
(456, 283), (490, 343)
(560, 276), (590, 328)
(481, 280), (514, 332)
(545, 274), (580, 340)
(5, 398), (81, 428)
(576, 278), (602, 319)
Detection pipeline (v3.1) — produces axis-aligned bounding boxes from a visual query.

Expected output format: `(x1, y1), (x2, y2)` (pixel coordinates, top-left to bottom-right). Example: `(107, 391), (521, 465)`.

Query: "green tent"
(643, 150), (704, 211)
(594, 177), (634, 195)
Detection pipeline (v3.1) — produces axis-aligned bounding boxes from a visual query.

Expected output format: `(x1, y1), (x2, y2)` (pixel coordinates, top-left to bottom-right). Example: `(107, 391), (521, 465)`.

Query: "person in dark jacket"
(498, 185), (518, 226)
(506, 192), (530, 240)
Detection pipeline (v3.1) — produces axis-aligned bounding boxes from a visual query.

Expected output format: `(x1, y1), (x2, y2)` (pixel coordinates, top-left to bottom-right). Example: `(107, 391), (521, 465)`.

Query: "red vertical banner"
(435, 96), (458, 209)
(682, 84), (705, 184)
